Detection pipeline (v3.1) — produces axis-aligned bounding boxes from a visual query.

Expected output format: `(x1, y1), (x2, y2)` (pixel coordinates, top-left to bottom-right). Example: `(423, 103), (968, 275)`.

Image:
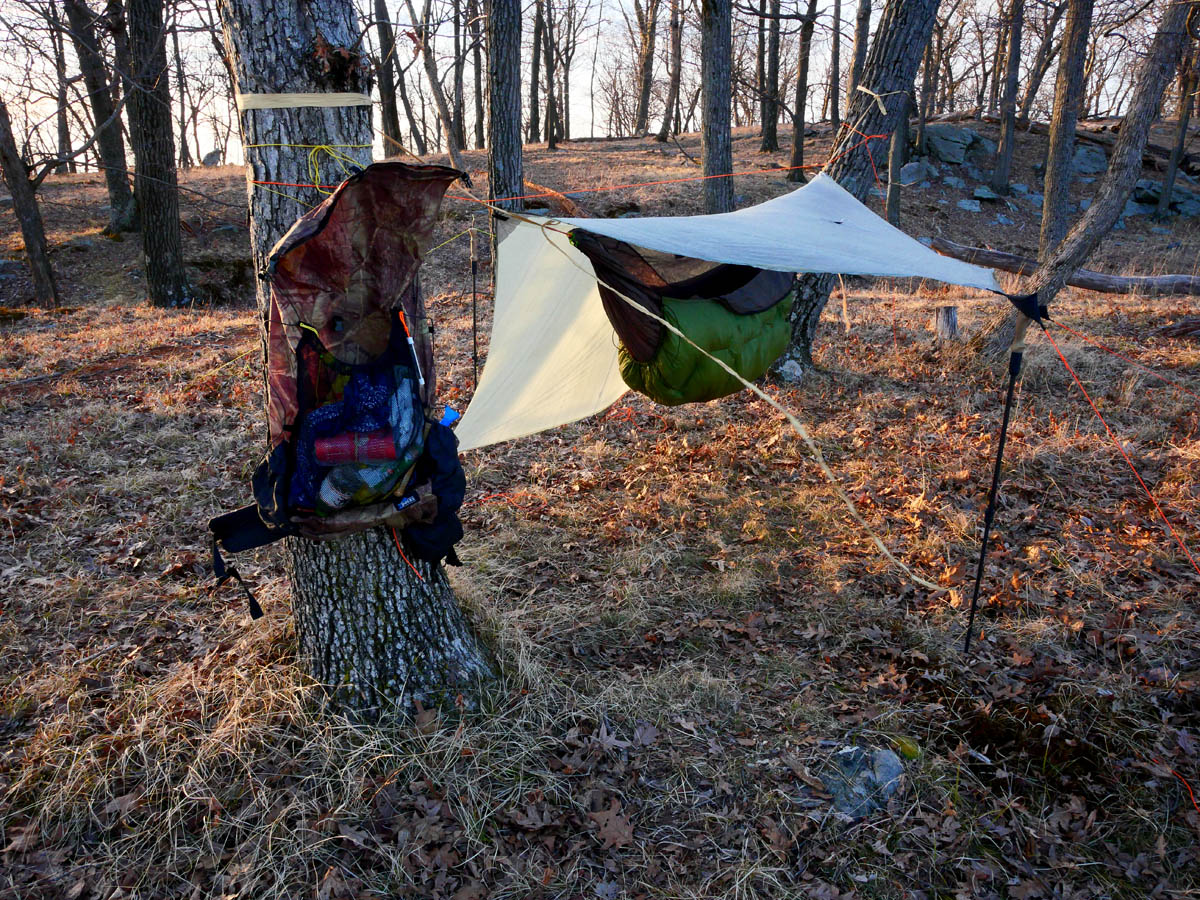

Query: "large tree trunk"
(701, 0), (733, 213)
(62, 0), (138, 233)
(830, 0), (841, 130)
(786, 0), (819, 182)
(217, 0), (493, 715)
(775, 0), (939, 380)
(845, 0), (871, 110)
(542, 1), (559, 147)
(760, 0), (781, 151)
(0, 101), (60, 307)
(374, 0), (405, 154)
(488, 0), (524, 212)
(1039, 0), (1093, 259)
(1155, 43), (1196, 219)
(991, 0), (1023, 193)
(171, 24), (193, 168)
(633, 0), (660, 135)
(127, 0), (192, 307)
(398, 63), (428, 155)
(470, 0), (486, 149)
(1017, 0), (1068, 126)
(655, 0), (684, 142)
(49, 4), (74, 175)
(528, 0), (543, 142)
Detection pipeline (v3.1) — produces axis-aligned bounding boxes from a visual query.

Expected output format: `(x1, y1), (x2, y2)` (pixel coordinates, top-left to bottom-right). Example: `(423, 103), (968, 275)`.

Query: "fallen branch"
(930, 237), (1200, 296)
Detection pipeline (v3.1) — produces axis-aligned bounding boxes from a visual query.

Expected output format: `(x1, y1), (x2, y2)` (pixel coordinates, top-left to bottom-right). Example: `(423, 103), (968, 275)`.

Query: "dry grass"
(1, 126), (1198, 899)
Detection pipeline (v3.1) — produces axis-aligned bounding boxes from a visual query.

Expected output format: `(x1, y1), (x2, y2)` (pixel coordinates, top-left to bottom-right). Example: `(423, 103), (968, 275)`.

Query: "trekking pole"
(471, 228), (479, 388)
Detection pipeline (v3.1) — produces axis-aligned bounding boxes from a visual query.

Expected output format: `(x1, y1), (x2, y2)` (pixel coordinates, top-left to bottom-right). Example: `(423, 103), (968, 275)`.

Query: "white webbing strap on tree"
(235, 92), (373, 112)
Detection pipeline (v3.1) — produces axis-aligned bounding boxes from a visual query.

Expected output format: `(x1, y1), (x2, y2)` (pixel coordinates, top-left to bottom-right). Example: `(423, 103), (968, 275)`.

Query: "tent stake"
(470, 229), (479, 388)
(963, 317), (1030, 654)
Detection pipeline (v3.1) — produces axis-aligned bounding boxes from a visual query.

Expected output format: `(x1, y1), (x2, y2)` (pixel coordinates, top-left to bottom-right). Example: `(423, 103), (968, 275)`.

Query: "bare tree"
(218, 0), (493, 714)
(654, 0), (684, 141)
(0, 99), (59, 306)
(1155, 35), (1197, 218)
(760, 0), (781, 150)
(701, 0), (733, 213)
(1039, 0), (1093, 259)
(489, 0), (524, 214)
(787, 0), (819, 182)
(845, 0), (871, 109)
(628, 0), (662, 134)
(830, 0), (842, 129)
(991, 0), (1023, 193)
(374, 0), (405, 153)
(404, 0), (466, 168)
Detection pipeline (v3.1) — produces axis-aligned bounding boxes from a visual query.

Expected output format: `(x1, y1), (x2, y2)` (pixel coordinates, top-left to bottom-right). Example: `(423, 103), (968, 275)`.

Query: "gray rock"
(1078, 176), (1095, 184)
(917, 236), (933, 247)
(924, 124), (981, 165)
(1132, 179), (1162, 204)
(1123, 199), (1155, 218)
(66, 237), (96, 251)
(943, 175), (966, 189)
(1151, 226), (1170, 235)
(1011, 182), (1029, 194)
(995, 214), (1014, 225)
(211, 224), (242, 236)
(201, 149), (223, 167)
(920, 180), (932, 189)
(965, 135), (998, 166)
(870, 185), (887, 199)
(965, 164), (985, 183)
(1028, 192), (1044, 210)
(1032, 161), (1045, 178)
(957, 198), (982, 212)
(1072, 142), (1108, 175)
(899, 159), (937, 184)
(1113, 218), (1126, 230)
(1175, 196), (1200, 217)
(821, 746), (905, 818)
(0, 259), (23, 275)
(1079, 197), (1091, 211)
(973, 184), (1001, 201)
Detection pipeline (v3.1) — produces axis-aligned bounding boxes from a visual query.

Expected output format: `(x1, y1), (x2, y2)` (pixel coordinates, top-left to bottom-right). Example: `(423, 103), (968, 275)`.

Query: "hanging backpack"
(209, 163), (467, 616)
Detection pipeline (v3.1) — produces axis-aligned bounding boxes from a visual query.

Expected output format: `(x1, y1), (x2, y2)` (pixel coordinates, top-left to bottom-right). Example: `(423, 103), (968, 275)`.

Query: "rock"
(1032, 161), (1045, 177)
(1078, 177), (1095, 185)
(1011, 183), (1028, 194)
(211, 224), (242, 236)
(943, 175), (966, 189)
(917, 236), (933, 247)
(920, 180), (932, 189)
(1113, 218), (1126, 230)
(964, 164), (985, 182)
(957, 198), (982, 212)
(995, 214), (1014, 225)
(1079, 198), (1091, 211)
(66, 237), (96, 252)
(1151, 226), (1169, 235)
(899, 159), (937, 184)
(1132, 179), (1162, 204)
(776, 359), (805, 382)
(821, 746), (905, 818)
(1175, 196), (1200, 217)
(1028, 192), (1044, 210)
(973, 184), (1001, 201)
(1072, 142), (1108, 174)
(0, 259), (23, 275)
(924, 124), (981, 165)
(1123, 199), (1155, 218)
(965, 134), (998, 166)
(870, 185), (887, 199)
(201, 149), (223, 167)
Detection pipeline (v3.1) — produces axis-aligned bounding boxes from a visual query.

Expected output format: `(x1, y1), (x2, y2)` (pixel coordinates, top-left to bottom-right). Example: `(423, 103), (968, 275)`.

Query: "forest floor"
(0, 122), (1198, 899)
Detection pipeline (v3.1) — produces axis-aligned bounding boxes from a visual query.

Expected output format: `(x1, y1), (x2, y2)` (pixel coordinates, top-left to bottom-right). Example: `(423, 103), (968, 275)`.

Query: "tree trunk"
(405, 0), (466, 169)
(933, 305), (958, 340)
(127, 0), (192, 307)
(171, 24), (193, 168)
(633, 0), (660, 134)
(916, 39), (932, 153)
(49, 4), (74, 175)
(453, 0), (466, 148)
(489, 0), (524, 212)
(528, 0), (543, 142)
(885, 93), (907, 224)
(846, 0), (871, 111)
(991, 0), (1023, 193)
(398, 64), (428, 155)
(1018, 0), (1068, 126)
(787, 0), (819, 183)
(760, 0), (781, 151)
(470, 0), (486, 149)
(218, 0), (493, 715)
(701, 0), (733, 213)
(775, 0), (939, 380)
(1039, 0), (1093, 259)
(0, 101), (60, 307)
(62, 0), (137, 233)
(655, 0), (684, 142)
(757, 0), (767, 129)
(374, 0), (405, 154)
(830, 0), (841, 130)
(542, 1), (559, 147)
(1155, 44), (1195, 219)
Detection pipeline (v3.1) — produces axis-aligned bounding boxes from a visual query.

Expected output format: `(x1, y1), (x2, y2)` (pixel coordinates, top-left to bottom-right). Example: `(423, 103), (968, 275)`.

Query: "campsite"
(1, 0), (1199, 897)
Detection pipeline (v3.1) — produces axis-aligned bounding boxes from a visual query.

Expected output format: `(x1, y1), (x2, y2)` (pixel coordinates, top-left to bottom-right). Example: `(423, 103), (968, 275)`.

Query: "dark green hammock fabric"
(618, 291), (793, 406)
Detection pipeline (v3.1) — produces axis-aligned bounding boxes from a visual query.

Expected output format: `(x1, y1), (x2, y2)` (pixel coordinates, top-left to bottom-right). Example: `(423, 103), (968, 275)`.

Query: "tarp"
(454, 173), (1000, 452)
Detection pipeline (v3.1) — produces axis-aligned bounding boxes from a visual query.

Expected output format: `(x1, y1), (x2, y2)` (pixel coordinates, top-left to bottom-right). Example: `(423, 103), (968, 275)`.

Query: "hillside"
(1, 123), (1198, 899)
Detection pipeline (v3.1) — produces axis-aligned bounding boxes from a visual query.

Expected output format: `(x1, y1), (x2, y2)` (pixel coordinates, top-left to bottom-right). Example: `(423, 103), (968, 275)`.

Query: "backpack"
(209, 163), (467, 616)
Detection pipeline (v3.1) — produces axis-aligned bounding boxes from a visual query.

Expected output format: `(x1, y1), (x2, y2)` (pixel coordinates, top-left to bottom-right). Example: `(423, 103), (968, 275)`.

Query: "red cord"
(1053, 320), (1200, 403)
(1045, 329), (1200, 578)
(390, 526), (425, 581)
(1172, 767), (1200, 819)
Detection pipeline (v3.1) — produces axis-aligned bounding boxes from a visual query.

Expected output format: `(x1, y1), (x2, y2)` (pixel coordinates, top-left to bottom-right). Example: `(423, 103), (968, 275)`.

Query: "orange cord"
(1045, 329), (1200, 578)
(390, 526), (425, 581)
(1053, 320), (1200, 403)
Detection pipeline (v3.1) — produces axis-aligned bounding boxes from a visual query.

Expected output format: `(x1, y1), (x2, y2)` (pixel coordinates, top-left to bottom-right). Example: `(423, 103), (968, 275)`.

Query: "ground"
(0, 123), (1198, 899)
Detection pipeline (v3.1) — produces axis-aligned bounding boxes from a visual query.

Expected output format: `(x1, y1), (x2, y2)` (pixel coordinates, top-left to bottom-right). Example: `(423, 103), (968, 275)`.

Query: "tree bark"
(127, 0), (192, 307)
(1155, 43), (1196, 219)
(775, 0), (939, 380)
(217, 0), (493, 715)
(846, 0), (871, 111)
(1017, 0), (1068, 126)
(405, 0), (466, 169)
(701, 0), (733, 213)
(171, 23), (193, 168)
(470, 0), (486, 149)
(786, 0), (819, 183)
(632, 0), (661, 135)
(528, 0), (543, 142)
(933, 305), (958, 341)
(991, 0), (1023, 193)
(885, 93), (907, 224)
(0, 101), (60, 307)
(759, 0), (781, 151)
(830, 0), (841, 130)
(374, 0), (405, 154)
(1039, 0), (1093, 259)
(49, 4), (74, 175)
(489, 0), (524, 214)
(931, 237), (1200, 296)
(655, 0), (684, 142)
(398, 63), (428, 156)
(542, 0), (560, 147)
(62, 0), (138, 233)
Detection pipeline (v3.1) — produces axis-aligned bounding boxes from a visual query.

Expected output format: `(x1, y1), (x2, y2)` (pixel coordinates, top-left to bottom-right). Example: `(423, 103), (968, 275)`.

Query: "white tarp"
(454, 173), (999, 452)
